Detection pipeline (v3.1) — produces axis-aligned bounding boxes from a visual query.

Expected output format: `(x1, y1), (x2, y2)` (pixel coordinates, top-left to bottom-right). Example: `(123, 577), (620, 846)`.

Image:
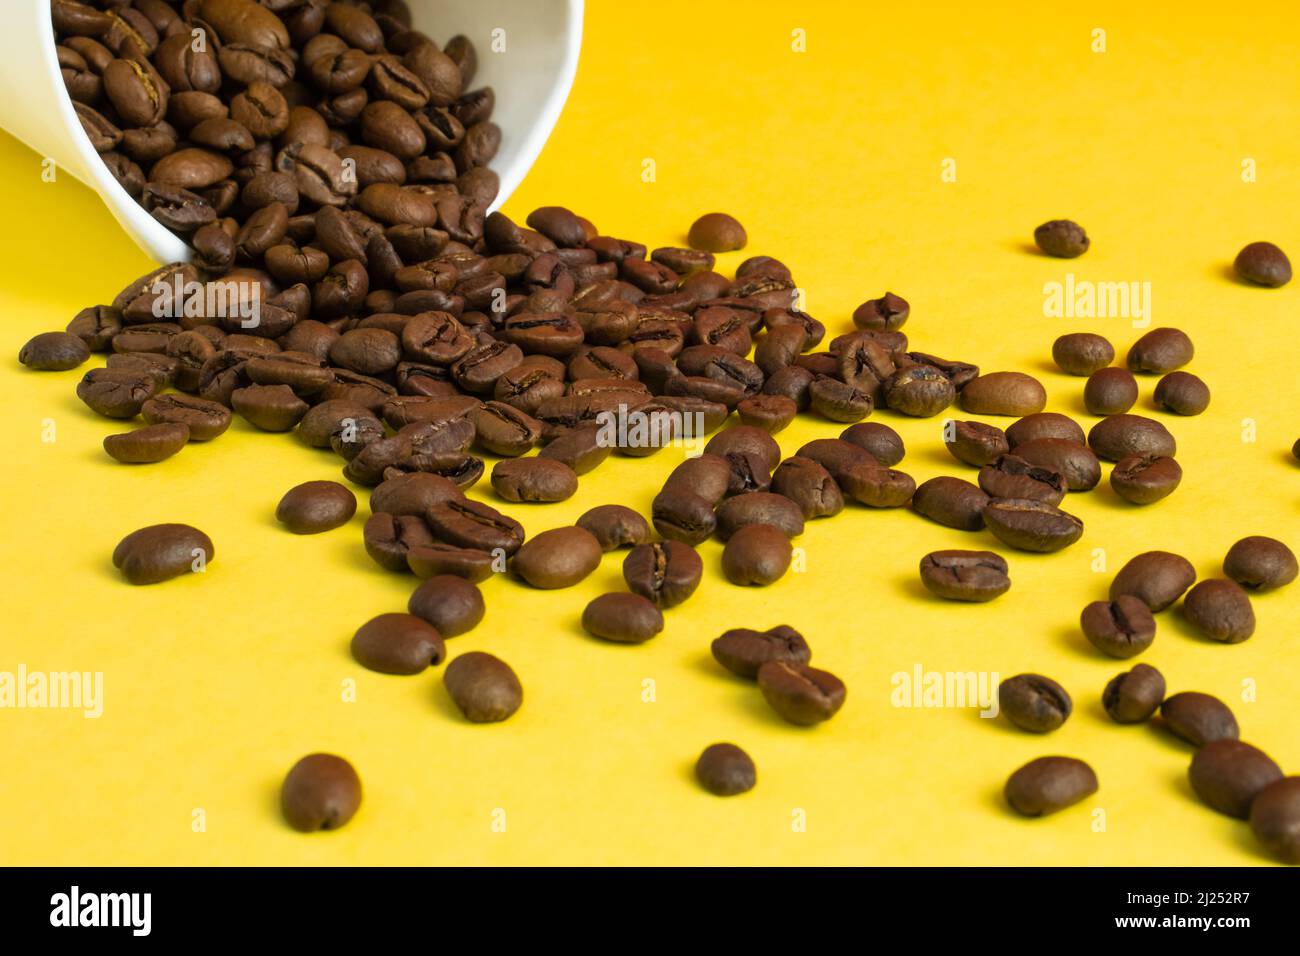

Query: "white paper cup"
(0, 0), (583, 264)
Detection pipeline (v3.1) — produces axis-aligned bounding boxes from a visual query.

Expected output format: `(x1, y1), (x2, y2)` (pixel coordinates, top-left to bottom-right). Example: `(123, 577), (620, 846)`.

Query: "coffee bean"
(490, 457), (577, 503)
(406, 542), (496, 582)
(715, 493), (804, 541)
(276, 480), (356, 533)
(1083, 367), (1138, 415)
(140, 394), (231, 441)
(756, 661), (846, 725)
(852, 292), (909, 331)
(581, 592), (664, 643)
(983, 498), (1083, 552)
(1183, 578), (1255, 643)
(364, 512), (436, 572)
(712, 625), (811, 679)
(103, 422), (189, 463)
(737, 393), (798, 433)
(575, 505), (651, 551)
(443, 651), (522, 722)
(280, 754), (362, 832)
(722, 523), (792, 586)
(1161, 692), (1239, 746)
(695, 743), (756, 796)
(511, 526), (602, 589)
(1080, 596), (1155, 658)
(703, 425), (781, 473)
(77, 367), (157, 418)
(623, 541), (703, 608)
(1052, 332), (1113, 375)
(919, 550), (1009, 601)
(1000, 674), (1072, 732)
(1110, 454), (1181, 505)
(687, 213), (746, 253)
(1153, 371), (1210, 416)
(1034, 220), (1089, 258)
(370, 472), (463, 516)
(351, 613), (445, 675)
(426, 498), (524, 555)
(112, 523), (213, 585)
(1127, 328), (1193, 374)
(19, 331), (90, 371)
(912, 478), (989, 531)
(652, 489), (717, 546)
(978, 454), (1066, 505)
(1004, 757), (1097, 816)
(1234, 241), (1292, 287)
(839, 422), (905, 466)
(1087, 414), (1176, 462)
(770, 456), (844, 519)
(944, 420), (1009, 467)
(959, 372), (1046, 417)
(1012, 438), (1101, 492)
(1249, 778), (1300, 863)
(1110, 550), (1196, 611)
(882, 365), (954, 417)
(1223, 536), (1298, 591)
(1006, 413), (1086, 448)
(1102, 663), (1166, 723)
(1189, 740), (1283, 819)
(232, 383), (310, 431)
(407, 574), (486, 636)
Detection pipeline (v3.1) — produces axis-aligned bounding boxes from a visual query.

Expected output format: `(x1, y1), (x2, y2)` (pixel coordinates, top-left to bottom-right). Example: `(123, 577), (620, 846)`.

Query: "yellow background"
(2, 0), (1298, 866)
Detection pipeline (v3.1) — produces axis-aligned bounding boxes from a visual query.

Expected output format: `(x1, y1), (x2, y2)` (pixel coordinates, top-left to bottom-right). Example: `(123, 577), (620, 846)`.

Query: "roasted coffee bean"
(722, 523), (792, 586)
(1000, 674), (1072, 732)
(1110, 551), (1197, 611)
(1005, 757), (1097, 817)
(704, 425), (781, 473)
(1223, 536), (1298, 591)
(350, 613), (445, 675)
(1005, 413), (1086, 449)
(19, 331), (90, 370)
(1052, 332), (1114, 375)
(1011, 438), (1100, 492)
(444, 652), (522, 722)
(103, 422), (189, 463)
(231, 383), (309, 431)
(140, 394), (230, 441)
(472, 401), (542, 457)
(490, 457), (577, 503)
(882, 365), (953, 418)
(1189, 740), (1283, 819)
(756, 661), (846, 725)
(1087, 414), (1176, 461)
(1234, 241), (1292, 287)
(978, 454), (1066, 505)
(1183, 579), (1256, 643)
(687, 212), (746, 253)
(511, 526), (602, 589)
(113, 523), (213, 585)
(1110, 454), (1181, 505)
(76, 367), (157, 418)
(1083, 367), (1138, 415)
(770, 456), (844, 519)
(1249, 778), (1300, 863)
(840, 422), (905, 466)
(280, 754), (362, 832)
(919, 549), (1009, 602)
(426, 498), (524, 555)
(581, 592), (664, 643)
(407, 574), (486, 636)
(1127, 328), (1193, 374)
(912, 478), (989, 531)
(1102, 663), (1166, 723)
(67, 305), (123, 352)
(695, 743), (757, 796)
(1153, 371), (1210, 416)
(652, 489), (717, 545)
(960, 372), (1046, 417)
(1034, 219), (1089, 258)
(711, 625), (811, 679)
(983, 498), (1083, 552)
(538, 424), (612, 475)
(852, 292), (909, 331)
(363, 512), (437, 572)
(406, 542), (496, 582)
(737, 393), (798, 433)
(276, 480), (357, 533)
(1080, 596), (1156, 658)
(575, 505), (651, 551)
(1161, 692), (1239, 746)
(715, 493), (804, 541)
(944, 420), (1009, 467)
(622, 540), (703, 608)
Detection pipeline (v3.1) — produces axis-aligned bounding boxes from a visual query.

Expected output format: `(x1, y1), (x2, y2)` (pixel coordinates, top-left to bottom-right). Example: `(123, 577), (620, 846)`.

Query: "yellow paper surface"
(1, 0), (1297, 866)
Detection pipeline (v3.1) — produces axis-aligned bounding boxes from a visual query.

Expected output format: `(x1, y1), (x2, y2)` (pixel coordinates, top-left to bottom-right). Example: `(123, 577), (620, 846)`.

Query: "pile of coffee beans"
(20, 4), (1299, 859)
